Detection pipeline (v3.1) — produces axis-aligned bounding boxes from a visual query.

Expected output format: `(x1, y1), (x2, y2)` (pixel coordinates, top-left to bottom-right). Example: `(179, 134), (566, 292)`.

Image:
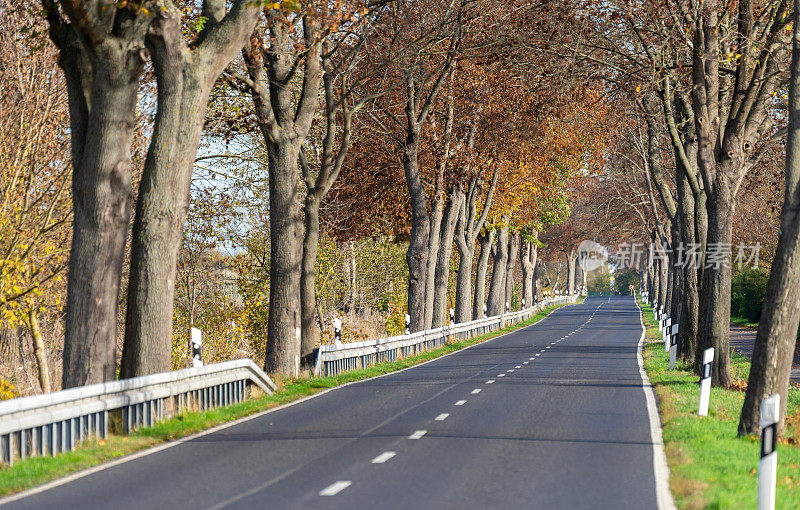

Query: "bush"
(731, 268), (770, 323)
(0, 379), (17, 401)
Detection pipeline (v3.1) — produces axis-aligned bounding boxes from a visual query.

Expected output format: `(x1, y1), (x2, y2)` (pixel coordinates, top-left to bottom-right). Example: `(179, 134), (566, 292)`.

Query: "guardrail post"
(191, 327), (203, 368)
(758, 393), (780, 510)
(698, 347), (714, 416)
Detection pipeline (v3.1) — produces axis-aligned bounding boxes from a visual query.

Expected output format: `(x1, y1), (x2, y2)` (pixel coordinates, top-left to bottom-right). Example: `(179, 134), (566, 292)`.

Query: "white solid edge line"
(435, 413), (449, 421)
(409, 430), (427, 439)
(634, 298), (677, 510)
(371, 451), (396, 464)
(0, 301), (579, 506)
(320, 480), (352, 496)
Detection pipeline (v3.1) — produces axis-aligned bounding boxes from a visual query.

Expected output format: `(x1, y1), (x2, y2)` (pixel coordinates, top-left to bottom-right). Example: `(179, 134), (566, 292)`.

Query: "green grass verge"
(730, 316), (759, 329)
(0, 300), (576, 498)
(638, 299), (800, 509)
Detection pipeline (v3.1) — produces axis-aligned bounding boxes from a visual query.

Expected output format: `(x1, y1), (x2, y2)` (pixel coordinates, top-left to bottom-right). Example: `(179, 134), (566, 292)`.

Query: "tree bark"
(26, 308), (51, 393)
(504, 232), (520, 308)
(44, 6), (152, 388)
(432, 186), (462, 327)
(300, 198), (321, 357)
(455, 167), (497, 322)
(474, 228), (495, 319)
(739, 2), (800, 432)
(239, 18), (322, 375)
(121, 1), (260, 378)
(487, 222), (509, 316)
(566, 249), (576, 295)
(521, 236), (538, 307)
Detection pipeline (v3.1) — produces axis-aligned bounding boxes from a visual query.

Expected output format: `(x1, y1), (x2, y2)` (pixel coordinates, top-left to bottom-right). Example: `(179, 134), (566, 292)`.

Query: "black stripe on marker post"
(701, 362), (712, 380)
(670, 334), (678, 347)
(761, 423), (777, 458)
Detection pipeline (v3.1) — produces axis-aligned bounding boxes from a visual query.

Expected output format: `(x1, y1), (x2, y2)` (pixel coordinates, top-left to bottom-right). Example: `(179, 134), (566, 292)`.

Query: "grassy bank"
(0, 300), (578, 498)
(639, 299), (800, 509)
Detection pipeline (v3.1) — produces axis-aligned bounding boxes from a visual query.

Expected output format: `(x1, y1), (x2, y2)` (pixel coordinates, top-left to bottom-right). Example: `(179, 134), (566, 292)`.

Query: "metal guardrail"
(314, 295), (578, 377)
(0, 359), (276, 466)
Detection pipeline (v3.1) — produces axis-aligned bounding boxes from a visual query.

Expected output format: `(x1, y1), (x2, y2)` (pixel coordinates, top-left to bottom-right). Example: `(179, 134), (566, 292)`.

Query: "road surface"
(2, 296), (672, 509)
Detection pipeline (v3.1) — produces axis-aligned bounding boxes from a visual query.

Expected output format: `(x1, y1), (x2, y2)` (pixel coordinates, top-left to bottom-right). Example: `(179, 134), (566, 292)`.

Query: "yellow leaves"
(0, 379), (18, 401)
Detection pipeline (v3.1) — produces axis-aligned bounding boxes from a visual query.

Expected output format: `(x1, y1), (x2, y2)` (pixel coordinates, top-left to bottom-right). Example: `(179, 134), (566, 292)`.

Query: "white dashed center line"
(507, 369), (515, 373)
(409, 430), (427, 439)
(523, 361), (529, 364)
(498, 373), (506, 377)
(471, 388), (482, 394)
(372, 452), (396, 463)
(435, 413), (449, 421)
(454, 400), (467, 406)
(515, 365), (521, 368)
(320, 481), (351, 496)
(486, 380), (495, 384)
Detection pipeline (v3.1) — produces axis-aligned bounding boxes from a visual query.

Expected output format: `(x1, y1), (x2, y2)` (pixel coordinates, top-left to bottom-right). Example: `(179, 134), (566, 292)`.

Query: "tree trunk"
(432, 187), (462, 327)
(424, 195), (445, 329)
(487, 224), (509, 316)
(26, 309), (51, 393)
(521, 238), (538, 307)
(454, 197), (473, 323)
(300, 198), (321, 358)
(696, 179), (736, 386)
(266, 141), (303, 376)
(739, 7), (800, 435)
(533, 259), (543, 301)
(677, 167), (700, 362)
(60, 49), (143, 388)
(504, 233), (520, 308)
(404, 144), (430, 332)
(121, 2), (260, 378)
(567, 249), (576, 295)
(239, 21), (322, 376)
(474, 229), (495, 318)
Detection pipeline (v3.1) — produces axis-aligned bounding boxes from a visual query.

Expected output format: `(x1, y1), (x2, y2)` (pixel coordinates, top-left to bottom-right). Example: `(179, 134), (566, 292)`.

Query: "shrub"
(0, 379), (17, 401)
(730, 268), (770, 323)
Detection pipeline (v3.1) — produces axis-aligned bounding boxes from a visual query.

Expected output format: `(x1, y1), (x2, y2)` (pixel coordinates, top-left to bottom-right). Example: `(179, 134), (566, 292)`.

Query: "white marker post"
(663, 316), (672, 352)
(658, 310), (664, 332)
(333, 317), (342, 346)
(404, 314), (411, 335)
(449, 308), (455, 324)
(191, 327), (203, 367)
(483, 304), (487, 318)
(505, 301), (510, 314)
(698, 347), (714, 416)
(758, 394), (780, 510)
(522, 298), (526, 309)
(668, 323), (679, 370)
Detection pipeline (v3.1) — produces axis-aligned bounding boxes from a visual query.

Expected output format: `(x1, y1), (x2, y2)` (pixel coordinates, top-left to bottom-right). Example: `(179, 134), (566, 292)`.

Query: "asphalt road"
(3, 296), (671, 509)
